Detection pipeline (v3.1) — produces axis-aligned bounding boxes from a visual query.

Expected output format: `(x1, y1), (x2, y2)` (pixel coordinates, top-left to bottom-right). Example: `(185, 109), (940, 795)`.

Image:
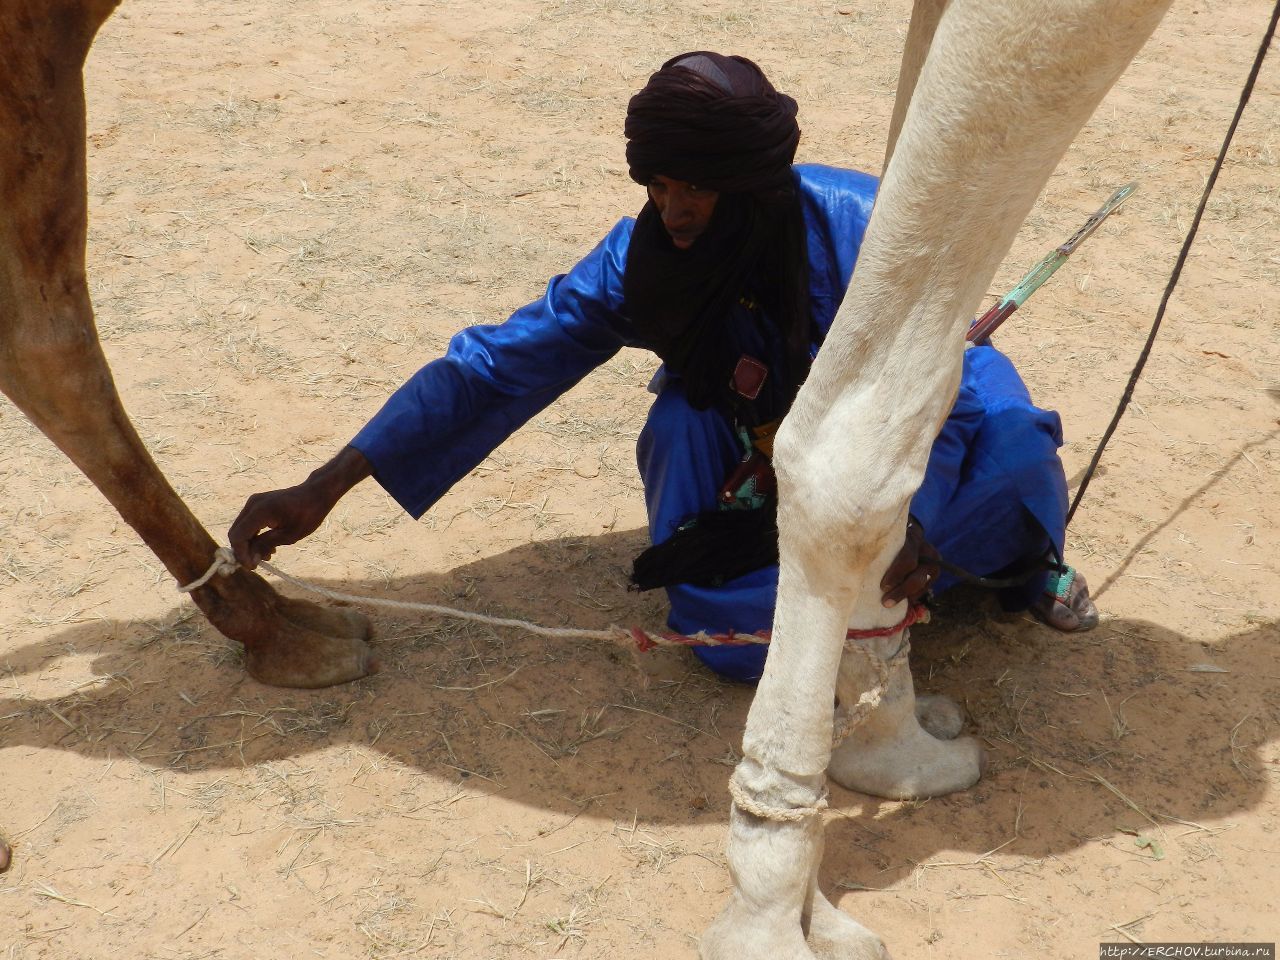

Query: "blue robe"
(351, 164), (1068, 682)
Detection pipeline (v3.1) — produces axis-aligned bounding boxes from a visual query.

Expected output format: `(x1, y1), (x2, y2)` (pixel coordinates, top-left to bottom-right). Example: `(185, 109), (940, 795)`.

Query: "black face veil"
(622, 52), (813, 417)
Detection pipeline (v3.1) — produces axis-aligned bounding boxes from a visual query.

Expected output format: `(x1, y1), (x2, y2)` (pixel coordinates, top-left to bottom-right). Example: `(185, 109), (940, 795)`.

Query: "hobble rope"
(726, 634), (906, 824)
(176, 547), (238, 593)
(178, 547), (919, 823)
(728, 775), (829, 822)
(177, 548), (926, 651)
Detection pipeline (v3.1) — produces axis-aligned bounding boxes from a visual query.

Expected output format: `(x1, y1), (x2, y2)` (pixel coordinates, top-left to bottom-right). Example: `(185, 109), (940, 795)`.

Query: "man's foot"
(1030, 566), (1098, 632)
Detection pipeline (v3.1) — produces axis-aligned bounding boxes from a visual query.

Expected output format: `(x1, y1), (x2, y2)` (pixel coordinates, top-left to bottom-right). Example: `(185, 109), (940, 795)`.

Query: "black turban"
(624, 52), (800, 193)
(621, 52), (813, 418)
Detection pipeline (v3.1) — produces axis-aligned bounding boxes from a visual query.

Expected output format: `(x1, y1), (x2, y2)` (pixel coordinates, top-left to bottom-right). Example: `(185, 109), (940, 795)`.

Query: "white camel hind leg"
(701, 0), (1170, 957)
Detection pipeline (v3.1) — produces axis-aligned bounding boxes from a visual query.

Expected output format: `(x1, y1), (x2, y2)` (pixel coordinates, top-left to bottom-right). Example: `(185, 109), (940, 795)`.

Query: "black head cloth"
(624, 52), (800, 193)
(621, 53), (813, 417)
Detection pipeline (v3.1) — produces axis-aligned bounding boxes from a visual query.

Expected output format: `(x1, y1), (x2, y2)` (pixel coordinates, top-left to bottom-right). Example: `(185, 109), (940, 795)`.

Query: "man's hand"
(880, 516), (941, 607)
(229, 447), (372, 570)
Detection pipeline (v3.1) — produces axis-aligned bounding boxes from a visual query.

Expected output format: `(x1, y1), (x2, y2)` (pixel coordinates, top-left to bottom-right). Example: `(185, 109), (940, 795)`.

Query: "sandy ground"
(2, 0), (1279, 957)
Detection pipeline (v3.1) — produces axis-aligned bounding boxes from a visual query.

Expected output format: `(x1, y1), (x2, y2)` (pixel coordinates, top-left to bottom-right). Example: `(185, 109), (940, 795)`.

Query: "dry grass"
(2, 0), (1278, 957)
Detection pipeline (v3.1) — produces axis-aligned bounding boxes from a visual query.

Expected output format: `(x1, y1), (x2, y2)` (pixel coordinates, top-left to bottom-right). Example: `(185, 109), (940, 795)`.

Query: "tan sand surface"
(2, 0), (1278, 957)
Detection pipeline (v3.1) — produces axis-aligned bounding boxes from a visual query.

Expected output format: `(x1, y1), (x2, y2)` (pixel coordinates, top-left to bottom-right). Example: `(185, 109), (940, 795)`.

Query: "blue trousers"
(635, 344), (1068, 683)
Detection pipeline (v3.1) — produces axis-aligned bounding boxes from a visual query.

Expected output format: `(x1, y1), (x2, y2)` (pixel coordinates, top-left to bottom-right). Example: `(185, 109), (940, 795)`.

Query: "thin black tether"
(1066, 0), (1280, 527)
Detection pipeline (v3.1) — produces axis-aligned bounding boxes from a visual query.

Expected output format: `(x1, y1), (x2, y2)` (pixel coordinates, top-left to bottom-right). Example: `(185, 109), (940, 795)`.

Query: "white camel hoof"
(807, 892), (891, 960)
(701, 900), (817, 960)
(700, 881), (890, 960)
(828, 724), (985, 799)
(915, 692), (965, 740)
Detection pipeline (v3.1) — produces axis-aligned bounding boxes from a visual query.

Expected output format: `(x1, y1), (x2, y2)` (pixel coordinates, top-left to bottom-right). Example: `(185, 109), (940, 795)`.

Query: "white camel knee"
(772, 399), (947, 579)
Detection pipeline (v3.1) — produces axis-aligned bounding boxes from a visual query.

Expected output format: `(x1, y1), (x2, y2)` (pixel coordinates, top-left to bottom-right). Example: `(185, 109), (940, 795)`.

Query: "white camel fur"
(700, 0), (1171, 957)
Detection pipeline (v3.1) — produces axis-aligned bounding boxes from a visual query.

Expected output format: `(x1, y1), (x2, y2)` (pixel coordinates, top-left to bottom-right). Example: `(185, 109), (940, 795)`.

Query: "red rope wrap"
(637, 602), (928, 651)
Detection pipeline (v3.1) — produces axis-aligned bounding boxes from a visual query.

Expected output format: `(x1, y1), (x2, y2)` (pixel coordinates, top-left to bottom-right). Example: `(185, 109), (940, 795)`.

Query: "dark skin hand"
(880, 516), (941, 607)
(229, 446), (373, 570)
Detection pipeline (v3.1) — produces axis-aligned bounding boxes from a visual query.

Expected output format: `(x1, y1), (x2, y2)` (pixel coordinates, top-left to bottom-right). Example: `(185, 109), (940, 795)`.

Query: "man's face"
(648, 175), (719, 250)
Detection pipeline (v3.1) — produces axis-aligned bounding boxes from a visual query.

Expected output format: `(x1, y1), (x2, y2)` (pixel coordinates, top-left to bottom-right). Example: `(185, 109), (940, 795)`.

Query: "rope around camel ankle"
(722, 640), (909, 823)
(727, 775), (830, 822)
(177, 548), (926, 652)
(179, 548), (920, 823)
(830, 637), (909, 749)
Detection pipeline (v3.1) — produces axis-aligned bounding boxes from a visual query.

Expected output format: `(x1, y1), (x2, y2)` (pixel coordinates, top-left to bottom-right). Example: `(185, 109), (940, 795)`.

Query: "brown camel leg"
(0, 835), (10, 874)
(0, 1), (376, 688)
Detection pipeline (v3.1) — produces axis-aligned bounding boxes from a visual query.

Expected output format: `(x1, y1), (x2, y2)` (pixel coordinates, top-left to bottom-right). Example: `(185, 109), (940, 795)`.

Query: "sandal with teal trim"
(1030, 566), (1099, 632)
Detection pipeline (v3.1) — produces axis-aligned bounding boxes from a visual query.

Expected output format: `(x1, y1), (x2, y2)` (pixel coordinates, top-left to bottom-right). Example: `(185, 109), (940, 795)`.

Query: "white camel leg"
(704, 0), (1170, 955)
(883, 0), (948, 172)
(703, 530), (896, 960)
(706, 794), (887, 960)
(702, 805), (833, 960)
(804, 820), (889, 960)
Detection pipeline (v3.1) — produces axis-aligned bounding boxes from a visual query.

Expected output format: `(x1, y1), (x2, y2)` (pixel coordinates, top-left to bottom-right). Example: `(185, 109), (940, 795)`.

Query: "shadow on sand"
(2, 527), (1275, 883)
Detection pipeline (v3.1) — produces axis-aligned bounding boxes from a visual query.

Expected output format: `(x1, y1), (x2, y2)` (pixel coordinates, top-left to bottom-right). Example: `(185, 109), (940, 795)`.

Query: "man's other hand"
(880, 516), (941, 607)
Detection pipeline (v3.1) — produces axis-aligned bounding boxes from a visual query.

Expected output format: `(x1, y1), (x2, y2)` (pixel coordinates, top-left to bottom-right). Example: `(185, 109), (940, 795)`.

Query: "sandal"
(1030, 566), (1099, 632)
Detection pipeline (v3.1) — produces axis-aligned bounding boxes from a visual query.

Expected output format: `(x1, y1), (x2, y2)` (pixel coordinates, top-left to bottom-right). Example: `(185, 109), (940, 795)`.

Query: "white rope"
(259, 557), (640, 643)
(176, 549), (920, 658)
(726, 640), (910, 823)
(177, 547), (238, 593)
(830, 637), (910, 748)
(176, 546), (687, 648)
(728, 773), (829, 822)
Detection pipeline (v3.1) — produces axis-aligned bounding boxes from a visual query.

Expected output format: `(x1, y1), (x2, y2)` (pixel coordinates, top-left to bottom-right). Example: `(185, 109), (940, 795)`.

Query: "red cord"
(637, 602), (928, 651)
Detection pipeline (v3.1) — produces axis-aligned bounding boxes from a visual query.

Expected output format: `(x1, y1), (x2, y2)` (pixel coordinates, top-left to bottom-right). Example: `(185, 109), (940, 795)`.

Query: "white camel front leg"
(703, 513), (901, 960)
(703, 0), (1171, 956)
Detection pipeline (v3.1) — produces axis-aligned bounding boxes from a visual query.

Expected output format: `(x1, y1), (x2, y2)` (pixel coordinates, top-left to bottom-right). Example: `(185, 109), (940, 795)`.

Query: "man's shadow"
(1, 529), (1273, 879)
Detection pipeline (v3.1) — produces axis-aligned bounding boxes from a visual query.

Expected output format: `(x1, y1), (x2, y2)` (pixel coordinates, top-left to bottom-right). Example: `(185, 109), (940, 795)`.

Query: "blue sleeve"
(351, 219), (639, 518)
(909, 376), (984, 534)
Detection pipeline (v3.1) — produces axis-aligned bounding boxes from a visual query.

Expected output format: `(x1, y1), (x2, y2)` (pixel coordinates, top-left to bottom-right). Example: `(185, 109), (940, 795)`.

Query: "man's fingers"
(249, 524), (299, 559)
(233, 526), (288, 571)
(881, 522), (942, 606)
(880, 542), (919, 591)
(229, 482), (335, 571)
(882, 565), (940, 606)
(228, 516), (263, 569)
(246, 538), (276, 567)
(229, 499), (287, 569)
(880, 558), (909, 592)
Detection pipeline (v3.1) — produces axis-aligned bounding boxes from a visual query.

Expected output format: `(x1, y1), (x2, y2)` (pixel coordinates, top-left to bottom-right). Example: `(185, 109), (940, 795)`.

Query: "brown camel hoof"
(0, 837), (11, 873)
(276, 595), (373, 641)
(244, 597), (379, 689)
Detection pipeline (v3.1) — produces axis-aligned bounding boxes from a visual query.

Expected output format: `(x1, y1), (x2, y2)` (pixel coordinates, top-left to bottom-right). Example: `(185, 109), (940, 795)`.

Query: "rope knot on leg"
(178, 547), (239, 593)
(727, 770), (828, 822)
(830, 630), (914, 748)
